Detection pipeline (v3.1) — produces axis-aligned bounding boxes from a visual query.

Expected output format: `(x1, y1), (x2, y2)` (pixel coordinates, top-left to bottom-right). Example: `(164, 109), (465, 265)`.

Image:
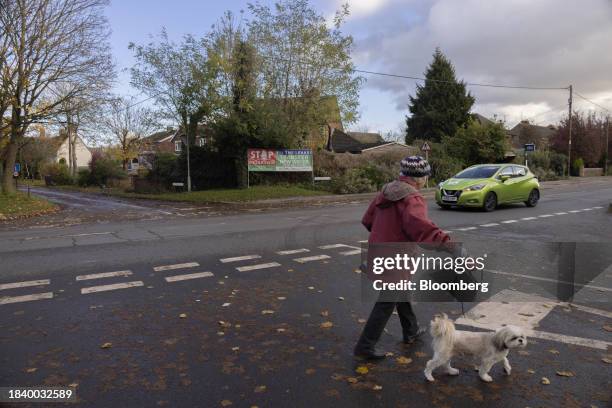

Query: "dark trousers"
(354, 300), (419, 353)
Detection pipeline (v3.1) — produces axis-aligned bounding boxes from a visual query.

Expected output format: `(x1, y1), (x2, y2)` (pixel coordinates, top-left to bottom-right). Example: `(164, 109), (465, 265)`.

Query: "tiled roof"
(327, 129), (387, 153)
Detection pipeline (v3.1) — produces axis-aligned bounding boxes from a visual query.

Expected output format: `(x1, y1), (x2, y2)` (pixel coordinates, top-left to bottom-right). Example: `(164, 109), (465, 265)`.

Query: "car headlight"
(465, 183), (486, 191)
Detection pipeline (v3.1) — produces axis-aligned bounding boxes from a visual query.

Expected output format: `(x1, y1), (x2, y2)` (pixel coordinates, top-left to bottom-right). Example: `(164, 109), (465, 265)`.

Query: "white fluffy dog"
(424, 314), (527, 382)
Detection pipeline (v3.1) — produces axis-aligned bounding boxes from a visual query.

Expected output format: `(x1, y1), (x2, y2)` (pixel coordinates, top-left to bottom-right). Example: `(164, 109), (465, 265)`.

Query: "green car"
(435, 164), (540, 212)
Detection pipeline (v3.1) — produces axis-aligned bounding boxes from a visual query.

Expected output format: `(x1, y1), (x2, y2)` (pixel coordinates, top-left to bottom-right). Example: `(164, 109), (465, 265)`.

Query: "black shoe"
(354, 349), (387, 360)
(403, 328), (426, 344)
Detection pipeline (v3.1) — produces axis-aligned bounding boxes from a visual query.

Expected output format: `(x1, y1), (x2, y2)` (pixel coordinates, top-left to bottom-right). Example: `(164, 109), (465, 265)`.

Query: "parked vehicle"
(435, 164), (540, 212)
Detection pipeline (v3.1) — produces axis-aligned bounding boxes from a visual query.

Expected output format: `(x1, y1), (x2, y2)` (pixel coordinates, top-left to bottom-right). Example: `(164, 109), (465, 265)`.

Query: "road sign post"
(524, 143), (536, 167)
(420, 142), (431, 188)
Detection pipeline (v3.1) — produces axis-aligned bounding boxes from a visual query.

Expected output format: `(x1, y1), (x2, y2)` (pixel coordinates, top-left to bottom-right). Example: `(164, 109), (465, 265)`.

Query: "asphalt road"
(0, 178), (611, 407)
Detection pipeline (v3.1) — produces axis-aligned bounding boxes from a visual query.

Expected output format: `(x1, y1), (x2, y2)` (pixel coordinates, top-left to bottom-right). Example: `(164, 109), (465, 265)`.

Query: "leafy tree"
(443, 118), (508, 165)
(247, 0), (363, 146)
(129, 30), (220, 191)
(0, 0), (114, 193)
(551, 111), (605, 167)
(405, 48), (474, 144)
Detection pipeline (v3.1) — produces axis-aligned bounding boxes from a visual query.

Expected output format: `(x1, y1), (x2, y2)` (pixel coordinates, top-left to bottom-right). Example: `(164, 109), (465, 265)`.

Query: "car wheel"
(525, 189), (539, 207)
(483, 192), (497, 212)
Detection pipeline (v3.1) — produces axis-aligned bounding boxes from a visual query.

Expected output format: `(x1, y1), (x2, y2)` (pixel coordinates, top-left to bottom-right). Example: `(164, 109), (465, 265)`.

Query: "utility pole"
(606, 115), (610, 176)
(567, 85), (573, 177)
(186, 130), (192, 192)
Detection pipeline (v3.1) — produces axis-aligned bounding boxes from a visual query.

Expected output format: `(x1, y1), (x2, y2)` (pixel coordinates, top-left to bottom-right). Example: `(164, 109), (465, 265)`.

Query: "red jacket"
(362, 177), (450, 245)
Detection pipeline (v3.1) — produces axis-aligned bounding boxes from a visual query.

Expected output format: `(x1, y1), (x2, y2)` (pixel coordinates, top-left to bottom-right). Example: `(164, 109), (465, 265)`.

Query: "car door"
(510, 165), (531, 201)
(495, 166), (515, 203)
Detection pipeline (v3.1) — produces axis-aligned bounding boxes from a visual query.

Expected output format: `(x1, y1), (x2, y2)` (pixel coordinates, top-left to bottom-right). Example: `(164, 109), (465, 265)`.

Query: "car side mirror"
(500, 175), (511, 181)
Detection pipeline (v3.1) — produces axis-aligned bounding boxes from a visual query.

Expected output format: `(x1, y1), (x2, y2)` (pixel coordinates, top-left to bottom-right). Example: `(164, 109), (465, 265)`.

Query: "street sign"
(247, 149), (313, 172)
(14, 163), (21, 173)
(420, 141), (431, 152)
(524, 143), (536, 152)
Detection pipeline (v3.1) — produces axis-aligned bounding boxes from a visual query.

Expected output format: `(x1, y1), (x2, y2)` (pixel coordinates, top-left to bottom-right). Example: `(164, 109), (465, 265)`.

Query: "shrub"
(531, 166), (559, 181)
(330, 168), (376, 194)
(88, 153), (126, 186)
(571, 158), (584, 176)
(147, 152), (178, 188)
(77, 168), (91, 187)
(42, 162), (73, 185)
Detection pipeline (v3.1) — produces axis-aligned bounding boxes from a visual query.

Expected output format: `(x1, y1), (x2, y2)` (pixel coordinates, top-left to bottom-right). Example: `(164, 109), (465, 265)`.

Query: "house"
(138, 126), (212, 169)
(507, 120), (558, 150)
(326, 128), (416, 155)
(52, 130), (92, 169)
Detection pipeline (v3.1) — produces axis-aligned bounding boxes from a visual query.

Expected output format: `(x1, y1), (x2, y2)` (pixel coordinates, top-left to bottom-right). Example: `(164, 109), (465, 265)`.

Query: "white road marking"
(358, 240), (368, 243)
(484, 269), (612, 292)
(220, 255), (261, 263)
(165, 272), (214, 282)
(81, 281), (144, 294)
(521, 217), (537, 221)
(568, 210), (581, 213)
(479, 223), (499, 227)
(153, 262), (199, 272)
(64, 232), (113, 238)
(457, 227), (477, 231)
(456, 290), (612, 350)
(582, 208), (593, 211)
(0, 279), (50, 291)
(539, 214), (554, 218)
(340, 249), (362, 256)
(294, 255), (331, 263)
(592, 206), (603, 209)
(318, 244), (360, 250)
(562, 303), (612, 319)
(76, 270), (132, 281)
(236, 262), (281, 272)
(554, 212), (568, 215)
(0, 292), (54, 305)
(276, 249), (310, 255)
(501, 220), (517, 224)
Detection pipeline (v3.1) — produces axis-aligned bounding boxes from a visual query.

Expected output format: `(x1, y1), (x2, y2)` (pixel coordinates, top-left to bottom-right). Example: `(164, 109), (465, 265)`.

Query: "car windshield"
(454, 166), (500, 179)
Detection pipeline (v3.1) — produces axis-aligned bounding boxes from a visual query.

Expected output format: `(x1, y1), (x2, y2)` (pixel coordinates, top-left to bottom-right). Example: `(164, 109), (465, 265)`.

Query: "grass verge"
(0, 191), (57, 220)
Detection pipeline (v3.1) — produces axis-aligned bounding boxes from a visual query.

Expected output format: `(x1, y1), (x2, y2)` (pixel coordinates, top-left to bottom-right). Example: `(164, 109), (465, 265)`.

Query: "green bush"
(330, 168), (376, 194)
(531, 166), (559, 181)
(88, 153), (126, 186)
(147, 152), (178, 188)
(42, 162), (73, 185)
(571, 158), (584, 176)
(77, 168), (91, 187)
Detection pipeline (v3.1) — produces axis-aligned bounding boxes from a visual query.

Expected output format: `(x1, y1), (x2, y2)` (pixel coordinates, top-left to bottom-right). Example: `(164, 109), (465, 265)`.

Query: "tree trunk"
(1, 137), (19, 194)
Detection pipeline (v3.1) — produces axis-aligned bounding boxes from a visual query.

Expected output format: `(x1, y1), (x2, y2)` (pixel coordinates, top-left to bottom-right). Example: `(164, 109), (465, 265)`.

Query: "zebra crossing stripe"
(0, 292), (54, 305)
(0, 279), (50, 291)
(165, 272), (214, 282)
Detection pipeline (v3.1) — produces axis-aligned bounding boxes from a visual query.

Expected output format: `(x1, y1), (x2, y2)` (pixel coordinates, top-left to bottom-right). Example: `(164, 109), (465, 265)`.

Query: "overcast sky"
(106, 0), (612, 135)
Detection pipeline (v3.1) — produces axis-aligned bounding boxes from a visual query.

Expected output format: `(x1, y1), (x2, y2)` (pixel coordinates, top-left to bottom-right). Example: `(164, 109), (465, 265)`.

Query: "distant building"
(507, 120), (557, 150)
(326, 128), (416, 155)
(52, 130), (92, 169)
(138, 126), (212, 169)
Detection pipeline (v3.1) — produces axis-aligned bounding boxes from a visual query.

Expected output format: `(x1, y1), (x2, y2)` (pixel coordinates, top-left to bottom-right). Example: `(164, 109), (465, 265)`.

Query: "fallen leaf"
(320, 321), (333, 329)
(217, 332), (225, 336)
(254, 385), (266, 393)
(25, 367), (37, 373)
(603, 325), (612, 332)
(287, 269), (294, 272)
(277, 297), (286, 300)
(338, 296), (345, 301)
(179, 313), (187, 319)
(221, 400), (232, 407)
(163, 338), (178, 346)
(518, 350), (530, 356)
(68, 383), (78, 388)
(357, 318), (366, 323)
(331, 373), (343, 380)
(527, 369), (535, 374)
(396, 356), (413, 365)
(305, 368), (316, 375)
(373, 384), (383, 391)
(518, 312), (535, 317)
(556, 370), (574, 377)
(276, 328), (286, 333)
(261, 310), (275, 315)
(541, 377), (550, 385)
(548, 349), (560, 354)
(353, 269), (361, 274)
(231, 347), (239, 351)
(218, 321), (231, 328)
(355, 366), (369, 375)
(414, 352), (427, 358)
(320, 310), (329, 317)
(100, 342), (112, 349)
(385, 352), (394, 357)
(346, 377), (358, 384)
(222, 303), (231, 307)
(307, 286), (315, 290)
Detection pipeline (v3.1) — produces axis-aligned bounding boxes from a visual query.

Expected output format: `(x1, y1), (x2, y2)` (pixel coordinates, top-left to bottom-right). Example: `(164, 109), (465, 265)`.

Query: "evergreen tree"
(405, 48), (475, 144)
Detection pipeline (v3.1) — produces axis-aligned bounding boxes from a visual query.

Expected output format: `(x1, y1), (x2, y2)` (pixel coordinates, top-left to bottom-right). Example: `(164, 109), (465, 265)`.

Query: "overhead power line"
(574, 91), (611, 113)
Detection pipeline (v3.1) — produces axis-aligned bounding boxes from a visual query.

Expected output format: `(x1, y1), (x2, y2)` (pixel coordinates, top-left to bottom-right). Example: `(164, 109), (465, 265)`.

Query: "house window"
(175, 141), (182, 152)
(198, 137), (206, 147)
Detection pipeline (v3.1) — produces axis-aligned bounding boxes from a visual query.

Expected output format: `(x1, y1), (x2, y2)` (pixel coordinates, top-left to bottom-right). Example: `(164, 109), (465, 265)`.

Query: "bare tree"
(0, 0), (114, 193)
(102, 96), (156, 170)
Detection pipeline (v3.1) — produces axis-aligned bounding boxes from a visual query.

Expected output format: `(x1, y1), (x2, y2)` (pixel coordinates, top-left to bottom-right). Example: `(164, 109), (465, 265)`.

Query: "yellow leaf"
(355, 366), (369, 375)
(179, 313), (187, 318)
(254, 385), (266, 393)
(25, 367), (37, 373)
(527, 369), (535, 374)
(100, 342), (112, 349)
(320, 310), (329, 317)
(346, 377), (358, 384)
(261, 310), (275, 315)
(221, 400), (232, 407)
(541, 377), (551, 385)
(556, 370), (574, 377)
(548, 349), (560, 354)
(396, 356), (413, 365)
(320, 321), (333, 328)
(373, 384), (383, 391)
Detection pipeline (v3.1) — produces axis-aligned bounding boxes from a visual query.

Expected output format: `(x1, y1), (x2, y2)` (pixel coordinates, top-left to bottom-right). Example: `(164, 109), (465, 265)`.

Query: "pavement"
(0, 177), (611, 407)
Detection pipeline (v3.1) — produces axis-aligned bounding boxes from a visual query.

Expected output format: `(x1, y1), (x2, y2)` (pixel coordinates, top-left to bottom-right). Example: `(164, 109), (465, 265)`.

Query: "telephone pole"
(606, 115), (610, 176)
(567, 85), (573, 177)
